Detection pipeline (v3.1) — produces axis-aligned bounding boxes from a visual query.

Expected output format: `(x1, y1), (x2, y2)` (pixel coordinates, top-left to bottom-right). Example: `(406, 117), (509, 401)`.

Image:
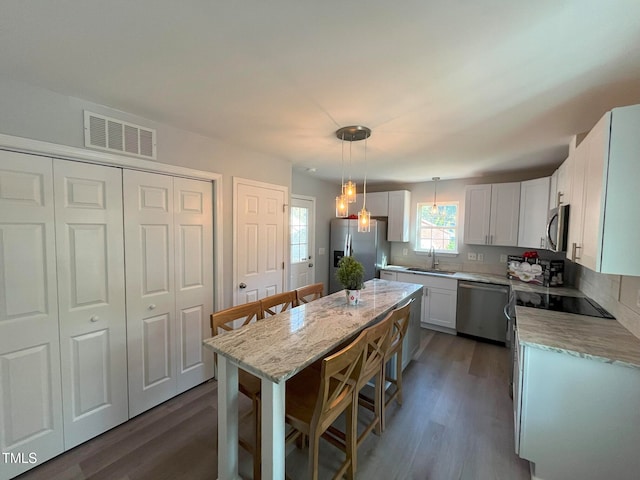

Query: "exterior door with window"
(289, 195), (315, 289)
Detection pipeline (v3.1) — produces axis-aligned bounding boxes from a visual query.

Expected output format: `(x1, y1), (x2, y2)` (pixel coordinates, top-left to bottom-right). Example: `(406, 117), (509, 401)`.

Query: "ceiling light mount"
(335, 126), (371, 142)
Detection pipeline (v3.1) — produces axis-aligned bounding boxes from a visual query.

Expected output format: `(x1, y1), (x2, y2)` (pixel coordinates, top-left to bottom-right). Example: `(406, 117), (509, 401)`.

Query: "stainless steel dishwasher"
(456, 281), (510, 344)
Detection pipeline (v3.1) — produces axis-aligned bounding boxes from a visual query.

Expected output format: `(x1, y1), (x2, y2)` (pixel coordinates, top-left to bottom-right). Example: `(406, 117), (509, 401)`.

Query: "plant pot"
(345, 289), (361, 305)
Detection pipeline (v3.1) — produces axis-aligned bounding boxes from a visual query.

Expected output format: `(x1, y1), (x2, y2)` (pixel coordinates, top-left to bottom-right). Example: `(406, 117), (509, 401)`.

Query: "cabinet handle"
(572, 243), (582, 261)
(490, 234), (493, 245)
(239, 283), (247, 289)
(424, 287), (428, 297)
(557, 191), (564, 206)
(90, 315), (99, 323)
(485, 235), (488, 245)
(148, 304), (156, 310)
(540, 237), (545, 248)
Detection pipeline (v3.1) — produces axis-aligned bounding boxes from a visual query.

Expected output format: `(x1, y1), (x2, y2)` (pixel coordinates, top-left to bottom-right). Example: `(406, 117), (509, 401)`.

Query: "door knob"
(148, 304), (156, 310)
(308, 263), (314, 268)
(239, 283), (247, 289)
(90, 315), (99, 323)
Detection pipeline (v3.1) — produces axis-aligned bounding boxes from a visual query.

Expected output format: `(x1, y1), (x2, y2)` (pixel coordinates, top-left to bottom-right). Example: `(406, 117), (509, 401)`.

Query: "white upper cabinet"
(354, 191), (388, 216)
(548, 169), (559, 209)
(387, 190), (411, 242)
(556, 154), (573, 207)
(353, 190), (409, 242)
(518, 177), (550, 249)
(567, 104), (640, 275)
(465, 183), (520, 246)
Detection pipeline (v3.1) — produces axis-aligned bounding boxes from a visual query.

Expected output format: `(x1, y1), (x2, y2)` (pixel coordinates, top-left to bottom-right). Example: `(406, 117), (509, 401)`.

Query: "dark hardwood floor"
(15, 331), (530, 480)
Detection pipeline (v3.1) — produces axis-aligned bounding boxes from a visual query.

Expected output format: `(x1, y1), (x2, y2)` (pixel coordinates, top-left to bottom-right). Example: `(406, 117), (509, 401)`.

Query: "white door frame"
(0, 133), (224, 311)
(233, 177), (289, 306)
(290, 194), (316, 289)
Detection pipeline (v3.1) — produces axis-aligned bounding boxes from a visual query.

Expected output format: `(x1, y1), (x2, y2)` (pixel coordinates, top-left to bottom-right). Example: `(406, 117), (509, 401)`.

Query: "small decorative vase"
(346, 289), (361, 305)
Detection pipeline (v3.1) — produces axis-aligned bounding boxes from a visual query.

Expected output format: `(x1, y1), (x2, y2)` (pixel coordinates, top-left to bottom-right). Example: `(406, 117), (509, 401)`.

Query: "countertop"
(383, 265), (640, 370)
(203, 279), (423, 383)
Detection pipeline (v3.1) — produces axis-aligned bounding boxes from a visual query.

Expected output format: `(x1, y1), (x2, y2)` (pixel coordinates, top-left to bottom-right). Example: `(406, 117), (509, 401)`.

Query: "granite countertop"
(203, 279), (422, 383)
(516, 306), (640, 369)
(384, 265), (640, 369)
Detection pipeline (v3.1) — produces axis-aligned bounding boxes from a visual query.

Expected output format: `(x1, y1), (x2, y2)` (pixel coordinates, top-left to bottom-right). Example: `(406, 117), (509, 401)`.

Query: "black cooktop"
(515, 291), (615, 319)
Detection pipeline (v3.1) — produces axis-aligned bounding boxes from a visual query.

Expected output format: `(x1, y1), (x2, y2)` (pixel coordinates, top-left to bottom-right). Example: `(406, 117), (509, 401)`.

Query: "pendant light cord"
(363, 136), (368, 209)
(341, 132), (345, 192)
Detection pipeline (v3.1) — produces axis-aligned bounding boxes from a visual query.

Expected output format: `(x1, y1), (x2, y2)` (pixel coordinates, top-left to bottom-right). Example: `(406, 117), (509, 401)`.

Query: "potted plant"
(336, 256), (365, 305)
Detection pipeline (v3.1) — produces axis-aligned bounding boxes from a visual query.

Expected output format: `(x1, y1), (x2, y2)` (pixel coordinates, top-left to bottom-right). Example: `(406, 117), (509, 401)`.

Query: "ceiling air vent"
(84, 111), (157, 160)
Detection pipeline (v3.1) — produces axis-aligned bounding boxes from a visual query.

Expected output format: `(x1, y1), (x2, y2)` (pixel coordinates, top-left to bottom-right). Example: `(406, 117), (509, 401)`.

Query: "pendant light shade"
(344, 180), (357, 204)
(431, 176), (440, 215)
(336, 192), (348, 217)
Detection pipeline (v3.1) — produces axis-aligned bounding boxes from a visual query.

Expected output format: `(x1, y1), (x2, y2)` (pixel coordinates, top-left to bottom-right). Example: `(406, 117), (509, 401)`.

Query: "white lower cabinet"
(515, 337), (640, 480)
(395, 272), (457, 332)
(0, 151), (215, 480)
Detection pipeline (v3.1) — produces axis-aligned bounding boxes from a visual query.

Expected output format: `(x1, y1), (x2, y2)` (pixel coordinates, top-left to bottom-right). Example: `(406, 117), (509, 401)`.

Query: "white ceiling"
(2, 1), (640, 183)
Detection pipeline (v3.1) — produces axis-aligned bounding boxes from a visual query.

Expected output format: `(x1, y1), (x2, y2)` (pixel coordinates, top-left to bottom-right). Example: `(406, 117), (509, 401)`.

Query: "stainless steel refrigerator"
(329, 219), (390, 294)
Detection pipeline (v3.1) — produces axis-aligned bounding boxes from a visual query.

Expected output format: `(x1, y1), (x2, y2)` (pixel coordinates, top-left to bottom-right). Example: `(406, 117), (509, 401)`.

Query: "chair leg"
(309, 430), (320, 480)
(374, 370), (383, 436)
(254, 397), (261, 480)
(396, 350), (404, 406)
(380, 363), (387, 433)
(346, 402), (357, 480)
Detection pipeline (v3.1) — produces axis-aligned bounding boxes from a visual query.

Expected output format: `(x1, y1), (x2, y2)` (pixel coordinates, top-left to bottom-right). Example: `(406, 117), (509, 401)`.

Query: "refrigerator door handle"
(344, 233), (352, 257)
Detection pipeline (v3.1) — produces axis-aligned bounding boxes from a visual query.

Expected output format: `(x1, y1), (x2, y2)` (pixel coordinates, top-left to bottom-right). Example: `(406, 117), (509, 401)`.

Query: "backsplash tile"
(575, 265), (640, 340)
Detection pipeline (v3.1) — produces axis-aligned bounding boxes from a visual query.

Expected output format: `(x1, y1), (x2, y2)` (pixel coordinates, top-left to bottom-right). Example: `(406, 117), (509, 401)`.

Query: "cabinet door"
(464, 184), (492, 245)
(556, 155), (573, 207)
(518, 177), (550, 248)
(548, 169), (559, 209)
(567, 147), (587, 262)
(355, 191), (388, 217)
(423, 286), (457, 329)
(490, 182), (520, 246)
(380, 270), (398, 281)
(123, 171), (177, 417)
(53, 160), (128, 449)
(0, 152), (64, 479)
(173, 177), (214, 393)
(581, 113), (610, 271)
(388, 190), (410, 242)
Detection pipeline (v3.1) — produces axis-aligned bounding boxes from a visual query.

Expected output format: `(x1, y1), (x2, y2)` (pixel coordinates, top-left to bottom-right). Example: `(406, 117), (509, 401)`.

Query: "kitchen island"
(203, 278), (423, 480)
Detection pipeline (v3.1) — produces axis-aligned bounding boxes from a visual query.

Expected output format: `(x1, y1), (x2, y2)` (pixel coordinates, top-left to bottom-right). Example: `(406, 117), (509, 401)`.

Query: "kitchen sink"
(405, 267), (456, 275)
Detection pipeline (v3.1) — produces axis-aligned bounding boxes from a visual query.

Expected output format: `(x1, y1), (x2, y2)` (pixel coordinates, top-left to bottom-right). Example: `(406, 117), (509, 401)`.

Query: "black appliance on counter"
(514, 291), (615, 319)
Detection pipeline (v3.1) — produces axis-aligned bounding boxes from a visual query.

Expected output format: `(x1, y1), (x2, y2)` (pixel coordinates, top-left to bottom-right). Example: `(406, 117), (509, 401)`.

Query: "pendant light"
(431, 177), (440, 215)
(335, 132), (349, 217)
(358, 134), (371, 232)
(335, 126), (371, 215)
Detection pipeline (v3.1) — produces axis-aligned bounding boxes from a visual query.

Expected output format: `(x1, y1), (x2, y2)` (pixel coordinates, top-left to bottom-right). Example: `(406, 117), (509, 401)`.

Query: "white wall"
(291, 171), (339, 294)
(0, 76), (292, 308)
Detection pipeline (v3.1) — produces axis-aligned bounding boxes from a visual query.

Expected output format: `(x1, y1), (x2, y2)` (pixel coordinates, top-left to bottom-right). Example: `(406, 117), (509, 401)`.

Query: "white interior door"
(123, 170), (177, 417)
(0, 151), (64, 480)
(289, 195), (315, 290)
(173, 177), (214, 393)
(234, 178), (287, 305)
(53, 159), (128, 449)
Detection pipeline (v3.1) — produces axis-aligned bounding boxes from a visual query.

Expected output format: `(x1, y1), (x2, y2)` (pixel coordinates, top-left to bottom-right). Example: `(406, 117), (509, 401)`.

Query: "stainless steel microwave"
(546, 204), (570, 252)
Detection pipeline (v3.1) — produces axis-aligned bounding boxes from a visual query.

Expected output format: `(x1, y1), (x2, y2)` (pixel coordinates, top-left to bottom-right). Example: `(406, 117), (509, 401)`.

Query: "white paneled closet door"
(173, 177), (214, 393)
(124, 171), (177, 417)
(124, 171), (214, 416)
(53, 160), (128, 449)
(0, 152), (64, 480)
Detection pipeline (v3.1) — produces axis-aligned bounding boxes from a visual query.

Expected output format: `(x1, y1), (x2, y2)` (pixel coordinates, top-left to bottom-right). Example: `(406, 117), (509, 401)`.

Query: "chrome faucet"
(428, 246), (439, 270)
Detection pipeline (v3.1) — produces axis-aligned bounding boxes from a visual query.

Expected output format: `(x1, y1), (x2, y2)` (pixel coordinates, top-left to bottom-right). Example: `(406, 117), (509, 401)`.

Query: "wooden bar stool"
(285, 331), (367, 480)
(260, 290), (297, 317)
(210, 301), (263, 480)
(295, 282), (324, 306)
(357, 299), (414, 433)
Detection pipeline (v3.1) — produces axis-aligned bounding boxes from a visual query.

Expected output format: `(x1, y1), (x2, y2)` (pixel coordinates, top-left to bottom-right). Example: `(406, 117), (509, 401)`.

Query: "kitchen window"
(415, 202), (459, 253)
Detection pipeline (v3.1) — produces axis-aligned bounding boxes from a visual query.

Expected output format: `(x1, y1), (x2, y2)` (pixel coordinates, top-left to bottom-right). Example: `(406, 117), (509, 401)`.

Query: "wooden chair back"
(295, 282), (324, 306)
(313, 331), (367, 435)
(387, 299), (414, 357)
(360, 313), (394, 385)
(210, 300), (263, 335)
(260, 290), (297, 317)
